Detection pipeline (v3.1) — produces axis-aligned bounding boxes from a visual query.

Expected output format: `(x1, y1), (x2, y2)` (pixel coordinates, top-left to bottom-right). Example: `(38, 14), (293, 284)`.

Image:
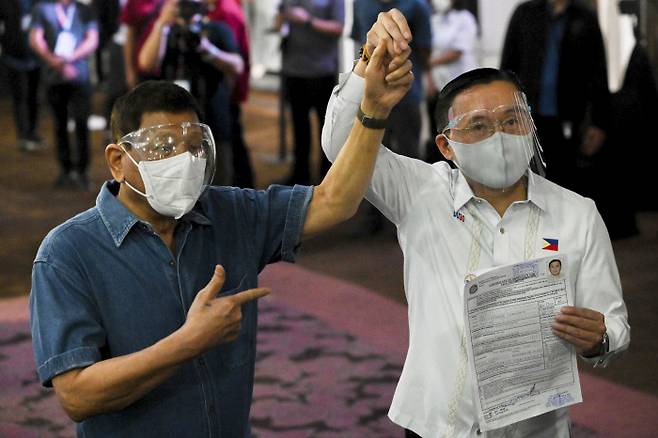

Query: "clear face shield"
(118, 121), (217, 186)
(117, 122), (217, 219)
(441, 91), (546, 191)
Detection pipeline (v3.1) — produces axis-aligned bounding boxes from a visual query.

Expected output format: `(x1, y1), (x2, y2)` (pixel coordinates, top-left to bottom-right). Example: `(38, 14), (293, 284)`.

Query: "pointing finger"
(231, 287), (271, 305)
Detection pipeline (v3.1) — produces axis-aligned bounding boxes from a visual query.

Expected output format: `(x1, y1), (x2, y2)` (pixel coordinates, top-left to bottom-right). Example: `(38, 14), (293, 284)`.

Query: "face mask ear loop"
(120, 144), (149, 198)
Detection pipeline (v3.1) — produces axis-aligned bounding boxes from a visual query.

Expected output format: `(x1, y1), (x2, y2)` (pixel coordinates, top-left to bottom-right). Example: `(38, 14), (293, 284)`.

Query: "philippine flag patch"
(542, 238), (559, 251)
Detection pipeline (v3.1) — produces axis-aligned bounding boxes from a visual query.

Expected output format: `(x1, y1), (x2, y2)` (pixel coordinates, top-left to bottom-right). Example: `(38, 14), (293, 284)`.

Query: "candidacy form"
(463, 255), (582, 431)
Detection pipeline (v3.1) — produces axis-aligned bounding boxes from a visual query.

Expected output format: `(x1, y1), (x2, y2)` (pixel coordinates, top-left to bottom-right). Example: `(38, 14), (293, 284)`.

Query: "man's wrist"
(361, 99), (391, 119)
(170, 325), (203, 361)
(582, 332), (609, 358)
(352, 59), (367, 77)
(357, 104), (389, 129)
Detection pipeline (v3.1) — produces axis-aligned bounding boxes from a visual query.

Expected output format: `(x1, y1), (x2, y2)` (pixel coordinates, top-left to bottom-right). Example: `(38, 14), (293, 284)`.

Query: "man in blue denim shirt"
(29, 11), (415, 438)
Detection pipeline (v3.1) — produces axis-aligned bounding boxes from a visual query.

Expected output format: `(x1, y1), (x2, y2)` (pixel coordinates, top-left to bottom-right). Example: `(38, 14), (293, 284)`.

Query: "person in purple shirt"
(277, 0), (345, 185)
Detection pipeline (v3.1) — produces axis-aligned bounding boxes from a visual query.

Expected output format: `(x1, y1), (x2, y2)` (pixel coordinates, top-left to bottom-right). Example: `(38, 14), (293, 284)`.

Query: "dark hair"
(110, 80), (204, 143)
(450, 0), (469, 11)
(434, 68), (524, 133)
(549, 259), (562, 266)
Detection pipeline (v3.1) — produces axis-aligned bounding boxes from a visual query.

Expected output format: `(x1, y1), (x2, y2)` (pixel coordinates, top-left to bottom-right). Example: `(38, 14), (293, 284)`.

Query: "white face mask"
(447, 132), (533, 189)
(432, 0), (451, 13)
(123, 150), (207, 219)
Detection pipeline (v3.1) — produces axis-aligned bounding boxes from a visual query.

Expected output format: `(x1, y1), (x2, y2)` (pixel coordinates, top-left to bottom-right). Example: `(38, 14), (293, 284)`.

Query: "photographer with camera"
(135, 0), (244, 184)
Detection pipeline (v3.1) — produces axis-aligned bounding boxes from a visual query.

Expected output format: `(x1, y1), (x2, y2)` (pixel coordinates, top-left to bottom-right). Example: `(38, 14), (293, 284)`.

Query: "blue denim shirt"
(29, 181), (313, 437)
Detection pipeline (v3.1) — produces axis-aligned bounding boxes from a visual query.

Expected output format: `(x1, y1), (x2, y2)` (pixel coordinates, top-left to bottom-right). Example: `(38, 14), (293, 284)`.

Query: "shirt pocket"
(215, 274), (254, 369)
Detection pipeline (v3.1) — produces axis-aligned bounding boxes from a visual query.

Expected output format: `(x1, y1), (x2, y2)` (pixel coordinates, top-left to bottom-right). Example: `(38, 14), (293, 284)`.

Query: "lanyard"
(55, 2), (76, 31)
(444, 174), (541, 437)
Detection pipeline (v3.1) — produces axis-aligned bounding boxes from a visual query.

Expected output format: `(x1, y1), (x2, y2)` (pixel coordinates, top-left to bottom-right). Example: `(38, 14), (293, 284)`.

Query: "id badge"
(54, 31), (77, 58)
(21, 15), (32, 32)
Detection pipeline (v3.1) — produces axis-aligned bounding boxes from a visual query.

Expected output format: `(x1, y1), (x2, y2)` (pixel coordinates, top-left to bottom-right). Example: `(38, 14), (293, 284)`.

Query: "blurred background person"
(276, 0), (345, 186)
(136, 0), (245, 185)
(209, 0), (255, 187)
(577, 0), (658, 238)
(120, 0), (162, 89)
(92, 0), (129, 143)
(351, 0), (431, 161)
(91, 0), (120, 84)
(351, 0), (431, 234)
(0, 0), (43, 152)
(501, 0), (610, 192)
(29, 0), (98, 190)
(424, 0), (478, 163)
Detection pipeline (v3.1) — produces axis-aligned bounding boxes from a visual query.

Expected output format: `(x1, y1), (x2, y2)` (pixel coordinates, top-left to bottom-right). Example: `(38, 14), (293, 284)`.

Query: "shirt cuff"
(37, 346), (101, 387)
(580, 319), (630, 368)
(336, 71), (365, 104)
(280, 184), (313, 262)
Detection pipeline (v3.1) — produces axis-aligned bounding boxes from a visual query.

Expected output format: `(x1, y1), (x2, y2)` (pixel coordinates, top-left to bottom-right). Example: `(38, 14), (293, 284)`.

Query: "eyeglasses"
(118, 122), (213, 162)
(442, 105), (533, 144)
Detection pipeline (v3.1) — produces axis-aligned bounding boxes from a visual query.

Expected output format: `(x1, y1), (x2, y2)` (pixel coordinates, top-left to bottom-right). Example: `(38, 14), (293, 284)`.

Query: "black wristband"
(357, 105), (388, 129)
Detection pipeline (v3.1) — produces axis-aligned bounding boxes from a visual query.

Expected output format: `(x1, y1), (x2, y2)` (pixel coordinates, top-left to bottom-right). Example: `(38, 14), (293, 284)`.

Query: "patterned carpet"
(0, 302), (402, 438)
(1, 263), (656, 437)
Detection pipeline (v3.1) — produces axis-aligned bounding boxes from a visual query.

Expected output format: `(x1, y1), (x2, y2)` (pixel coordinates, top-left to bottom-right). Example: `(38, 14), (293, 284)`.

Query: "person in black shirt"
(501, 0), (610, 191)
(0, 0), (43, 152)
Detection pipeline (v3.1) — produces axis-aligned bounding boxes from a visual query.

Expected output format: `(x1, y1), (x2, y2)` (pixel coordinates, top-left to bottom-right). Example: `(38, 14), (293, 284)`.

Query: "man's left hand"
(580, 126), (606, 157)
(62, 63), (79, 80)
(552, 306), (606, 357)
(365, 9), (412, 60)
(362, 41), (413, 118)
(286, 6), (311, 24)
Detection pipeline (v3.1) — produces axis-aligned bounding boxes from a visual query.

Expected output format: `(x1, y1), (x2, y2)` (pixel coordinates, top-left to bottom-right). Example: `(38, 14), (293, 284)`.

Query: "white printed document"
(463, 255), (582, 431)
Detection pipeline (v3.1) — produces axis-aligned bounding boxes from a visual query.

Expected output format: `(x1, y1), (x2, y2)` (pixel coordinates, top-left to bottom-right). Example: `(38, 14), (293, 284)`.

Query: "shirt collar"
(451, 170), (547, 212)
(97, 181), (212, 247)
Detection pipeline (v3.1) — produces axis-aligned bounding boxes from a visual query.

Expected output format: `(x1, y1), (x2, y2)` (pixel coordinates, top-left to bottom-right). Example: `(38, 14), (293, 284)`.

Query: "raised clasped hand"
(360, 9), (414, 117)
(362, 39), (414, 118)
(366, 9), (412, 61)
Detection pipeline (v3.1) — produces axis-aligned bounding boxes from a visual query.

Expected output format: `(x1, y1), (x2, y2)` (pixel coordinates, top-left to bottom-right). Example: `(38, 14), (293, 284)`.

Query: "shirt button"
(476, 428), (482, 435)
(169, 260), (176, 267)
(499, 227), (505, 234)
